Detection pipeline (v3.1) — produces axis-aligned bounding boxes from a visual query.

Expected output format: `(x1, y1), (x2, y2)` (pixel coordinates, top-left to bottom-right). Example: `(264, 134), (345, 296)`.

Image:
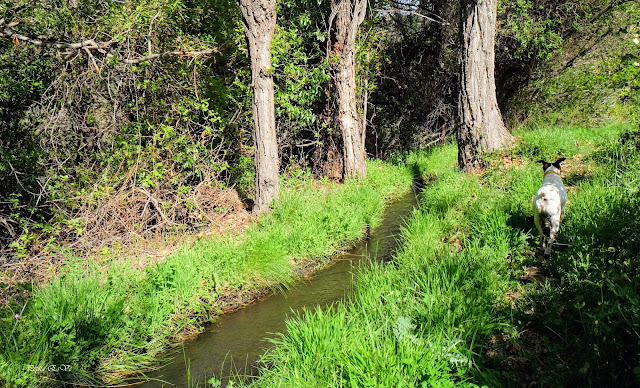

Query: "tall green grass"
(0, 160), (413, 386)
(250, 122), (640, 387)
(501, 123), (640, 386)
(252, 144), (523, 387)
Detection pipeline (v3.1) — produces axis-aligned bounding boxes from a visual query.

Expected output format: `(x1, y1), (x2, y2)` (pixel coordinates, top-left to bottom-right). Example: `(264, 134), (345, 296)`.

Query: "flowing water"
(140, 188), (419, 387)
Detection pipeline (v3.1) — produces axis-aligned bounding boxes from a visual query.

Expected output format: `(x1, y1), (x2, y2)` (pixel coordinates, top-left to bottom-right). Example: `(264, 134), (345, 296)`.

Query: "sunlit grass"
(0, 160), (413, 386)
(252, 143), (518, 387)
(250, 122), (640, 387)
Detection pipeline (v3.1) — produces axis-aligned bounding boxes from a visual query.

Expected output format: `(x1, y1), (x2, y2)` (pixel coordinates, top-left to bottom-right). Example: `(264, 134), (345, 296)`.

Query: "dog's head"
(537, 157), (566, 173)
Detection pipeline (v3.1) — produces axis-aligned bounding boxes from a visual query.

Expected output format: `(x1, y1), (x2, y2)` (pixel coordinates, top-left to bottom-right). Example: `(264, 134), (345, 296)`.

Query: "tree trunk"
(238, 0), (279, 214)
(332, 0), (368, 180)
(458, 0), (513, 172)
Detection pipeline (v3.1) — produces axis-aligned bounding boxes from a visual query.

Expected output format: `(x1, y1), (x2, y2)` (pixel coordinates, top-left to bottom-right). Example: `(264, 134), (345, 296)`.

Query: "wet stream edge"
(138, 186), (420, 387)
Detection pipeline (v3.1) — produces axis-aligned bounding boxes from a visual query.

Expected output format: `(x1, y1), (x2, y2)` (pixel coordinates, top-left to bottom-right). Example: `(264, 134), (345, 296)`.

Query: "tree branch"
(0, 19), (216, 65)
(589, 0), (633, 24)
(373, 8), (449, 24)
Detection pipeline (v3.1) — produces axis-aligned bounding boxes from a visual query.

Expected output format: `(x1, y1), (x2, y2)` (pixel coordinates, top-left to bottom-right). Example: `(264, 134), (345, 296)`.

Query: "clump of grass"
(0, 160), (413, 386)
(503, 124), (640, 386)
(249, 123), (640, 387)
(251, 143), (525, 387)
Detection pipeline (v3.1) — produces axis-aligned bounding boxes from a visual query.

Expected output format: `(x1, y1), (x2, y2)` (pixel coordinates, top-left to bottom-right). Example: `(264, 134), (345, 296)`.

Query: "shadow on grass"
(408, 160), (429, 191)
(506, 210), (534, 236)
(563, 170), (594, 187)
(482, 194), (640, 387)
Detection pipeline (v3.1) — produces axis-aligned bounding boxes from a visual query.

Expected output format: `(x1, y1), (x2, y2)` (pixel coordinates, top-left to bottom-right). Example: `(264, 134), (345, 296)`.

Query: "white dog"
(532, 157), (567, 256)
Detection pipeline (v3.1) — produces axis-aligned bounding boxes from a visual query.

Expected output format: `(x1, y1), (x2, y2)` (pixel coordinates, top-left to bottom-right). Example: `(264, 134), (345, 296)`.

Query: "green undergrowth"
(509, 2), (640, 127)
(251, 143), (519, 387)
(492, 123), (640, 386)
(248, 122), (640, 387)
(0, 160), (413, 387)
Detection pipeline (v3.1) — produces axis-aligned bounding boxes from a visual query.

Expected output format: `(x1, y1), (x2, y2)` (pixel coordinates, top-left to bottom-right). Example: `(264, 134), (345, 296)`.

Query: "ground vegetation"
(0, 0), (639, 385)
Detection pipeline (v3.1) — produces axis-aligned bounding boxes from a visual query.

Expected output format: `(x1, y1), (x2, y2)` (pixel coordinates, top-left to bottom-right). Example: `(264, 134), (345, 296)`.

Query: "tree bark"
(238, 0), (280, 214)
(458, 0), (513, 172)
(331, 0), (368, 180)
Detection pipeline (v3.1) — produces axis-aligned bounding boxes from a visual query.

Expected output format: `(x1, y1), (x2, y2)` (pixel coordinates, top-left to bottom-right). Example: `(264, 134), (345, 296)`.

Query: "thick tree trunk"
(238, 0), (279, 214)
(458, 0), (513, 172)
(332, 0), (367, 180)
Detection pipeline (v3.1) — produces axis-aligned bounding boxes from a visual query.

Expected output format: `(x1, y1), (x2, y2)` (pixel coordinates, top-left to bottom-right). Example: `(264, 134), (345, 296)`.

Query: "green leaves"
(271, 20), (331, 141)
(498, 0), (567, 60)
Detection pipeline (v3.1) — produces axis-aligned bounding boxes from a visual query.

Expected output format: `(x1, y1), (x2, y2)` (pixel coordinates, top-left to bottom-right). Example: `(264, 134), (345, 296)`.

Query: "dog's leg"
(544, 214), (562, 256)
(534, 210), (544, 247)
(544, 239), (553, 256)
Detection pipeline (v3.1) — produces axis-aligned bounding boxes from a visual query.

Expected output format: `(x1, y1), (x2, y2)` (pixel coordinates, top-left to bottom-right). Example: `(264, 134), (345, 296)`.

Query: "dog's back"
(532, 158), (567, 256)
(533, 177), (566, 233)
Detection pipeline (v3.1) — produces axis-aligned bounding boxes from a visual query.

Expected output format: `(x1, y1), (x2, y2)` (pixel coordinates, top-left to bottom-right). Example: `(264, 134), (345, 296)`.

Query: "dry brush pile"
(0, 0), (254, 298)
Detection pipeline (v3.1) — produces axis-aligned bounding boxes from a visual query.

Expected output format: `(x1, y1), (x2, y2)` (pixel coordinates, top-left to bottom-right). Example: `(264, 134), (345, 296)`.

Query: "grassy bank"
(508, 2), (640, 127)
(0, 160), (413, 387)
(249, 122), (640, 387)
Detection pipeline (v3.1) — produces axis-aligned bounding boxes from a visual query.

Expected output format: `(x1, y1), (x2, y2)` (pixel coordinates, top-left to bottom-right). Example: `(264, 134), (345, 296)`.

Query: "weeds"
(4, 123), (638, 387)
(249, 123), (640, 387)
(0, 160), (413, 386)
(506, 124), (640, 386)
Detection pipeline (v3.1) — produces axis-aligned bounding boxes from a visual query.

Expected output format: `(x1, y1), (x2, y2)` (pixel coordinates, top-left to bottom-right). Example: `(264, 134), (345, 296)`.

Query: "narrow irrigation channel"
(140, 188), (420, 387)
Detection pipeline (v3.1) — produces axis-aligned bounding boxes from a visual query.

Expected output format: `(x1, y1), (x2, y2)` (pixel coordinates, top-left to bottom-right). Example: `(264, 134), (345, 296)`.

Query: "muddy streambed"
(140, 189), (419, 387)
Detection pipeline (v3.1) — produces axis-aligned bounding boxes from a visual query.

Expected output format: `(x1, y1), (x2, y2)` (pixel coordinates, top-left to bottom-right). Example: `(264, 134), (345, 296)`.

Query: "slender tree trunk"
(331, 0), (367, 180)
(458, 0), (513, 172)
(238, 0), (279, 214)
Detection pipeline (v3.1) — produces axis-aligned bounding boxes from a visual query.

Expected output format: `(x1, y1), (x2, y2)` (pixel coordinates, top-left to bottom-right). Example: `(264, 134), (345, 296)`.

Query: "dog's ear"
(537, 159), (551, 172)
(552, 157), (566, 170)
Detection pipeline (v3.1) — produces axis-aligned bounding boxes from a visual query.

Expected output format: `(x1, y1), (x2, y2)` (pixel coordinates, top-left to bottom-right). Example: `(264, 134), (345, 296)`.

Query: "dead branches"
(137, 188), (171, 227)
(0, 177), (250, 291)
(0, 18), (216, 68)
(0, 7), (253, 302)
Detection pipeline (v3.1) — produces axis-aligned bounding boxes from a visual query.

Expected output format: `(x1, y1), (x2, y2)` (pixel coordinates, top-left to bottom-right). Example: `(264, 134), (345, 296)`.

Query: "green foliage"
(250, 123), (640, 387)
(270, 0), (333, 165)
(497, 0), (603, 60)
(0, 161), (412, 386)
(508, 1), (640, 125)
(480, 124), (640, 385)
(251, 143), (519, 387)
(542, 126), (640, 384)
(367, 3), (460, 154)
(272, 26), (330, 138)
(2, 0), (639, 383)
(0, 0), (388, 259)
(0, 0), (253, 255)
(0, 25), (56, 247)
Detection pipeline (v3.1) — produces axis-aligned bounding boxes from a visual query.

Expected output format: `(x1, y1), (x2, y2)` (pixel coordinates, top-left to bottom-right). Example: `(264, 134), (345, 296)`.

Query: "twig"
(424, 132), (447, 148)
(0, 19), (216, 65)
(83, 46), (100, 72)
(104, 50), (215, 64)
(544, 324), (568, 344)
(588, 0), (632, 24)
(0, 217), (17, 239)
(7, 162), (40, 197)
(192, 182), (216, 225)
(148, 10), (161, 56)
(373, 8), (450, 24)
(136, 188), (170, 225)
